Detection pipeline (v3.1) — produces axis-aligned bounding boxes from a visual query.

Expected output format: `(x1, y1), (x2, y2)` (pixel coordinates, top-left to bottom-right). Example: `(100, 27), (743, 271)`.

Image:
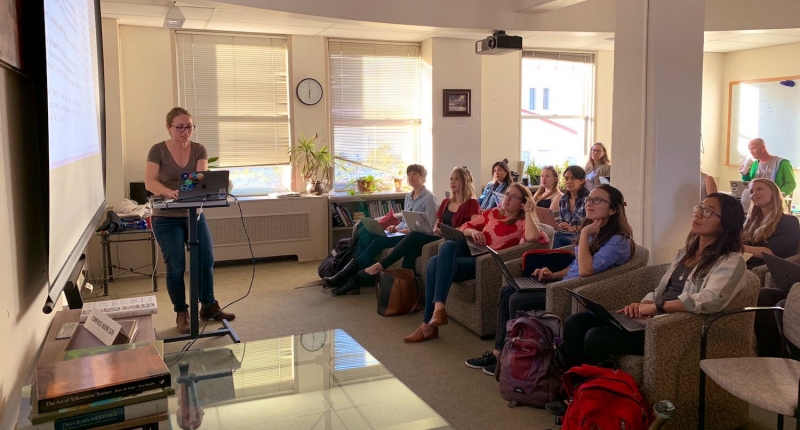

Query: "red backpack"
(562, 364), (651, 430)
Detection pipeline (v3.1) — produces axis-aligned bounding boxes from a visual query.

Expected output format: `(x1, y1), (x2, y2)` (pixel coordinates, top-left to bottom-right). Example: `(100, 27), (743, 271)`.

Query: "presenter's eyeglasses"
(692, 204), (722, 219)
(171, 124), (196, 132)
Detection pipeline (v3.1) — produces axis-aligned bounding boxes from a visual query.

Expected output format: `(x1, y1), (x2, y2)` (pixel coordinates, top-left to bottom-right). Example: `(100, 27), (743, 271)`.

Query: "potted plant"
(355, 175), (379, 193)
(287, 133), (332, 195)
(525, 161), (543, 185)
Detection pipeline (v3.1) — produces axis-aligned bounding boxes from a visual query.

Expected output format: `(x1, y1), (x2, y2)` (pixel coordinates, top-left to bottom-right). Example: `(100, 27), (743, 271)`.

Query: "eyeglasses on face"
(494, 191), (523, 202)
(591, 148), (604, 153)
(585, 196), (611, 206)
(692, 204), (722, 219)
(171, 124), (196, 132)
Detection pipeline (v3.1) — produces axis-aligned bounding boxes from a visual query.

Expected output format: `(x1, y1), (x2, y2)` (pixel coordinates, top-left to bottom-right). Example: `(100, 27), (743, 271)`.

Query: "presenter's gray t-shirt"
(147, 141), (208, 217)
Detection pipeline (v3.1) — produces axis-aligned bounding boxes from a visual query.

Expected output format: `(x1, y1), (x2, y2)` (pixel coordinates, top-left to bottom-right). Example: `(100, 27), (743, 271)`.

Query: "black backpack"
(318, 226), (360, 279)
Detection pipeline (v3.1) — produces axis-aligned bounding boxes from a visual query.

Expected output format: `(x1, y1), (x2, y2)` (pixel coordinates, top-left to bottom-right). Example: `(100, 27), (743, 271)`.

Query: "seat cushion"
(700, 357), (800, 417)
(448, 280), (476, 303)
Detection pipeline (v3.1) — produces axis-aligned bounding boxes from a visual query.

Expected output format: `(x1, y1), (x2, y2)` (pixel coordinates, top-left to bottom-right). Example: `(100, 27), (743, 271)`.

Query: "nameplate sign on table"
(85, 309), (123, 346)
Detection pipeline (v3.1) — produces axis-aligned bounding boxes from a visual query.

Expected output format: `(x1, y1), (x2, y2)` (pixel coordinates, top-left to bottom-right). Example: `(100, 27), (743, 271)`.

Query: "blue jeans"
(355, 226), (404, 269)
(152, 214), (216, 312)
(423, 240), (476, 323)
(553, 232), (579, 248)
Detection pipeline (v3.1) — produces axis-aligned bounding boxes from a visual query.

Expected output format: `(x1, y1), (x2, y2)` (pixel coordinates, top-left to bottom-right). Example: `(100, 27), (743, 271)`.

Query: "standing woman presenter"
(145, 107), (235, 335)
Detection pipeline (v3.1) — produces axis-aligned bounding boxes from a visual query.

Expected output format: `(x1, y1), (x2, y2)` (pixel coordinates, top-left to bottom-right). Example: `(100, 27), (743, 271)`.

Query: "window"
(328, 41), (423, 190)
(176, 32), (290, 195)
(521, 51), (594, 168)
(231, 337), (294, 398)
(529, 88), (537, 111)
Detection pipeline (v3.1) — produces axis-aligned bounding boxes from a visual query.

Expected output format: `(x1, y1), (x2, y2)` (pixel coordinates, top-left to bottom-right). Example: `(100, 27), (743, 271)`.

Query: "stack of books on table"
(19, 342), (174, 430)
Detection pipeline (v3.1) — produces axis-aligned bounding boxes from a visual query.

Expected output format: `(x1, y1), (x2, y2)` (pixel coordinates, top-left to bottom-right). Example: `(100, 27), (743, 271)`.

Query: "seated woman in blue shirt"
(466, 184), (634, 374)
(323, 164), (439, 293)
(477, 159), (512, 211)
(553, 165), (590, 248)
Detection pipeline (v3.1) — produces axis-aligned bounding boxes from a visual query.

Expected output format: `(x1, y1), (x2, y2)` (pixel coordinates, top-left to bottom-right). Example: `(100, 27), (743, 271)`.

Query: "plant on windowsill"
(287, 133), (332, 195)
(344, 175), (385, 196)
(525, 161), (543, 185)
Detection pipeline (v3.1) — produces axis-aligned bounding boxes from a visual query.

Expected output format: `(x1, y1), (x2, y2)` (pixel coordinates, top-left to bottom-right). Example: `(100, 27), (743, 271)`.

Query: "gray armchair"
(426, 224), (555, 337)
(504, 244), (650, 320)
(576, 264), (761, 430)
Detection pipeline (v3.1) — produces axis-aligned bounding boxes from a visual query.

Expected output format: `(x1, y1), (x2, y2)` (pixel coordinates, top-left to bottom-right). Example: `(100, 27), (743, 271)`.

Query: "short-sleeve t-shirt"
(147, 141), (208, 217)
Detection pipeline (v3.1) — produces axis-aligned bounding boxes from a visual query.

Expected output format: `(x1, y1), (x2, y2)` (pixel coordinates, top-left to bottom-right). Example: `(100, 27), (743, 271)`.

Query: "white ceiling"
(100, 0), (800, 53)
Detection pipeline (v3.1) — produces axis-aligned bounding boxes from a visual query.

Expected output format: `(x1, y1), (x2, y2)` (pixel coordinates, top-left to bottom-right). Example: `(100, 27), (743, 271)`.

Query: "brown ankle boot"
(200, 302), (236, 321)
(176, 311), (190, 334)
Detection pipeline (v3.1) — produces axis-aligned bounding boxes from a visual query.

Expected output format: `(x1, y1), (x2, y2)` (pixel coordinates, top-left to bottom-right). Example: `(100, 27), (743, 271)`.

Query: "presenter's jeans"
(355, 227), (404, 269)
(423, 240), (476, 323)
(153, 214), (216, 312)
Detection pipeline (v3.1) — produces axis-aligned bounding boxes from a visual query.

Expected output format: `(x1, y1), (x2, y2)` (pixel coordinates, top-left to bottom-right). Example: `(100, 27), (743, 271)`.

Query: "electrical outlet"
(85, 282), (94, 292)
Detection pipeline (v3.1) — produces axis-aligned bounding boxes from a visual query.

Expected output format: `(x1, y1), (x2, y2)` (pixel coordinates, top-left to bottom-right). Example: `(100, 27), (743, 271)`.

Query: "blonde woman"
(585, 142), (611, 191)
(742, 178), (800, 270)
(532, 165), (562, 213)
(363, 166), (481, 277)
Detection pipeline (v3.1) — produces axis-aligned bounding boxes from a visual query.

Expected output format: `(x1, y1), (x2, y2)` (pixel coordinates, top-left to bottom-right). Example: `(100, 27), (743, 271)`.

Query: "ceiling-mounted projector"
(475, 31), (522, 55)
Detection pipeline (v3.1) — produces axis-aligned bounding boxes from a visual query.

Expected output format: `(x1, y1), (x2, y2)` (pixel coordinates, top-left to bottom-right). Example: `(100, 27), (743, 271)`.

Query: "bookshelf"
(328, 192), (407, 249)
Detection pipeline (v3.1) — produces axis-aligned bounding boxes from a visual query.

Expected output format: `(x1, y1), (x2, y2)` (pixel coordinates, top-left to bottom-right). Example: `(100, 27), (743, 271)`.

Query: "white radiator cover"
(203, 196), (328, 262)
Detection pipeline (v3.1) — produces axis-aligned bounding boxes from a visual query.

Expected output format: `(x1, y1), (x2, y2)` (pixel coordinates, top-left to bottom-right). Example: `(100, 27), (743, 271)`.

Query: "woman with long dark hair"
(562, 193), (747, 367)
(477, 159), (513, 211)
(553, 165), (590, 248)
(466, 185), (634, 373)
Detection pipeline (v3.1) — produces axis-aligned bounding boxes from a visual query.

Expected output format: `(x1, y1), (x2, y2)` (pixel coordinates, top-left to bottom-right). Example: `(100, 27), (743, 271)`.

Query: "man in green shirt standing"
(739, 138), (796, 196)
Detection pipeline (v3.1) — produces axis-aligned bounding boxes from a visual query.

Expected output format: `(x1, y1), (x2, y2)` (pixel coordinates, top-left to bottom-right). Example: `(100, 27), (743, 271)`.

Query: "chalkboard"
(727, 76), (800, 167)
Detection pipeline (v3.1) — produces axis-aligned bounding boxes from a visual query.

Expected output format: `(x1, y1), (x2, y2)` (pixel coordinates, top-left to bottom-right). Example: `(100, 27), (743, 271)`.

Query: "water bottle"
(648, 400), (675, 430)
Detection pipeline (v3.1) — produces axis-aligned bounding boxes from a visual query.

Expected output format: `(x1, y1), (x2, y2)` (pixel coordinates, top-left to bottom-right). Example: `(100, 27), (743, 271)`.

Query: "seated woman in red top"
(404, 183), (550, 342)
(361, 166), (480, 278)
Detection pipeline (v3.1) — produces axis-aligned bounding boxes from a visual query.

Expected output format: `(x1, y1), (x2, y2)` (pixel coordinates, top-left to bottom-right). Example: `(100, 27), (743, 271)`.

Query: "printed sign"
(84, 308), (123, 346)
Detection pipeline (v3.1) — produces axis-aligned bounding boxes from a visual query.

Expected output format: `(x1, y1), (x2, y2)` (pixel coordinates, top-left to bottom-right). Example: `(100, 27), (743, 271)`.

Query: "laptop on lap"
(535, 207), (558, 230)
(359, 218), (406, 238)
(402, 211), (436, 235)
(763, 253), (800, 293)
(487, 247), (552, 291)
(440, 224), (489, 256)
(567, 289), (647, 333)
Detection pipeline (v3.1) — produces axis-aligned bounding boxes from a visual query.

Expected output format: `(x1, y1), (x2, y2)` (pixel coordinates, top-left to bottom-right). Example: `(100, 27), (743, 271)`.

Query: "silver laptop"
(599, 176), (611, 185)
(730, 181), (750, 199)
(439, 224), (489, 256)
(567, 289), (646, 333)
(535, 207), (558, 230)
(174, 170), (229, 202)
(358, 218), (406, 238)
(487, 247), (551, 290)
(402, 211), (436, 235)
(763, 253), (800, 293)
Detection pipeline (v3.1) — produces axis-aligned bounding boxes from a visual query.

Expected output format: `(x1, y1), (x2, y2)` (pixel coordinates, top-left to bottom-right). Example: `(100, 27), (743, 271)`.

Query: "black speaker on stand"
(130, 181), (152, 204)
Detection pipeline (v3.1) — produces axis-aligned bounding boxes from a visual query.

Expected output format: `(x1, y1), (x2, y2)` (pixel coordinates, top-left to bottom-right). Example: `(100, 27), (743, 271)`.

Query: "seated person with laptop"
(323, 164), (439, 292)
(563, 193), (748, 367)
(741, 179), (800, 270)
(357, 166), (480, 281)
(404, 183), (550, 343)
(466, 185), (635, 374)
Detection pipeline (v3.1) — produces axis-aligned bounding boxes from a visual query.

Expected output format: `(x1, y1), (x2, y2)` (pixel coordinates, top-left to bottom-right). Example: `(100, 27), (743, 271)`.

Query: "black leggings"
(755, 287), (788, 357)
(563, 311), (645, 367)
(494, 285), (547, 351)
(378, 231), (441, 271)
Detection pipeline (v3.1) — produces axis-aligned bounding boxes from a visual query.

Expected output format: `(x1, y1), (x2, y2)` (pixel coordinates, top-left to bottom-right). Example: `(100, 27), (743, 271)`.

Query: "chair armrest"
(505, 258), (523, 278)
(420, 239), (443, 262)
(575, 265), (669, 313)
(751, 264), (769, 287)
(700, 306), (784, 360)
(640, 312), (704, 402)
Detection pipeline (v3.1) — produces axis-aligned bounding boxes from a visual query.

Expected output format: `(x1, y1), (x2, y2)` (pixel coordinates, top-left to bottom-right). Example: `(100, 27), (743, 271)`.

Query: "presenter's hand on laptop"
(164, 189), (179, 200)
(619, 301), (656, 319)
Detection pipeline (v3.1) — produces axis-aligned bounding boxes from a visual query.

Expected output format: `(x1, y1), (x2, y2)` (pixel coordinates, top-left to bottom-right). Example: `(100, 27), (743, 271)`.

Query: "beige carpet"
(95, 259), (793, 430)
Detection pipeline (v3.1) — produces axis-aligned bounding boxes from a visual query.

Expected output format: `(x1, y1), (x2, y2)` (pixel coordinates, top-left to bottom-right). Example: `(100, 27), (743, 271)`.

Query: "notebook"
(567, 289), (647, 333)
(487, 246), (552, 290)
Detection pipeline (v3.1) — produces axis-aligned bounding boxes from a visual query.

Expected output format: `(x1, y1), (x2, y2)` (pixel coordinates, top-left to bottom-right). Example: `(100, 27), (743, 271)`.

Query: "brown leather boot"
(200, 301), (236, 321)
(176, 311), (190, 334)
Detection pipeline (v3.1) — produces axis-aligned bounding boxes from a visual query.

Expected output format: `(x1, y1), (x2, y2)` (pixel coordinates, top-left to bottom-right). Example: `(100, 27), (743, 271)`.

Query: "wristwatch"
(655, 297), (666, 314)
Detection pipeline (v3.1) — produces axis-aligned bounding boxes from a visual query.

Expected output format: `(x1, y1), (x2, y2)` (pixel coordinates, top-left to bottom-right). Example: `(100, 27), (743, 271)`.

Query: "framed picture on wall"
(443, 89), (471, 117)
(0, 0), (20, 70)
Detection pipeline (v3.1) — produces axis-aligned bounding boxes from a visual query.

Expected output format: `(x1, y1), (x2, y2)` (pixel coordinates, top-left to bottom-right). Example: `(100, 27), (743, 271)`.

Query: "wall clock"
(296, 78), (323, 105)
(300, 331), (327, 352)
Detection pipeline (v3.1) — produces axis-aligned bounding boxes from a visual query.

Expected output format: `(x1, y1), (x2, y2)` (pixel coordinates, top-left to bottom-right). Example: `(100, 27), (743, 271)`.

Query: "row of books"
(331, 200), (404, 227)
(20, 337), (173, 429)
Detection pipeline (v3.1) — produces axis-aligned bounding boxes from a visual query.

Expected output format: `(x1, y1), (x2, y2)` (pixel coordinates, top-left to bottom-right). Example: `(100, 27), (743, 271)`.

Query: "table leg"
(100, 233), (109, 296)
(150, 231), (159, 292)
(188, 208), (200, 338)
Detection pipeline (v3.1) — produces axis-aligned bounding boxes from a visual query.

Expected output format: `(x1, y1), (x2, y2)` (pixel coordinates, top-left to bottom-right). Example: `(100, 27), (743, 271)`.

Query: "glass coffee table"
(163, 329), (452, 429)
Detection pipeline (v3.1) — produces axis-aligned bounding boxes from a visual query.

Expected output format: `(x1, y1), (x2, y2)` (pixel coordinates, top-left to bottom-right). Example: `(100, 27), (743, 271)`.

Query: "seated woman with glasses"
(403, 183), (550, 343)
(742, 178), (800, 270)
(585, 142), (611, 191)
(532, 165), (563, 213)
(466, 184), (634, 374)
(477, 159), (513, 211)
(553, 166), (591, 248)
(562, 193), (747, 367)
(360, 166), (481, 278)
(323, 164), (439, 294)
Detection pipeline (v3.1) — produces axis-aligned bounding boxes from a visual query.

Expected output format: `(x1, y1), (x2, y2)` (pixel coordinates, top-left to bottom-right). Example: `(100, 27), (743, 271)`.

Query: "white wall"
(595, 50), (614, 151)
(430, 38), (482, 199)
(102, 18), (127, 205)
(701, 53), (723, 179)
(480, 51), (521, 188)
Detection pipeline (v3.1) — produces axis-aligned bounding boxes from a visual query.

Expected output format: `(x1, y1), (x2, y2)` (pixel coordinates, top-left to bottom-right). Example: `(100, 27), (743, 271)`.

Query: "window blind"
(176, 32), (289, 168)
(523, 50), (594, 64)
(232, 336), (294, 398)
(328, 41), (422, 186)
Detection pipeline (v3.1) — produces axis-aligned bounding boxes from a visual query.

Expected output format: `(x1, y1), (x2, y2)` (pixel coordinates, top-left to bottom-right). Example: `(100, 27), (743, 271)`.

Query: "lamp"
(163, 2), (185, 28)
